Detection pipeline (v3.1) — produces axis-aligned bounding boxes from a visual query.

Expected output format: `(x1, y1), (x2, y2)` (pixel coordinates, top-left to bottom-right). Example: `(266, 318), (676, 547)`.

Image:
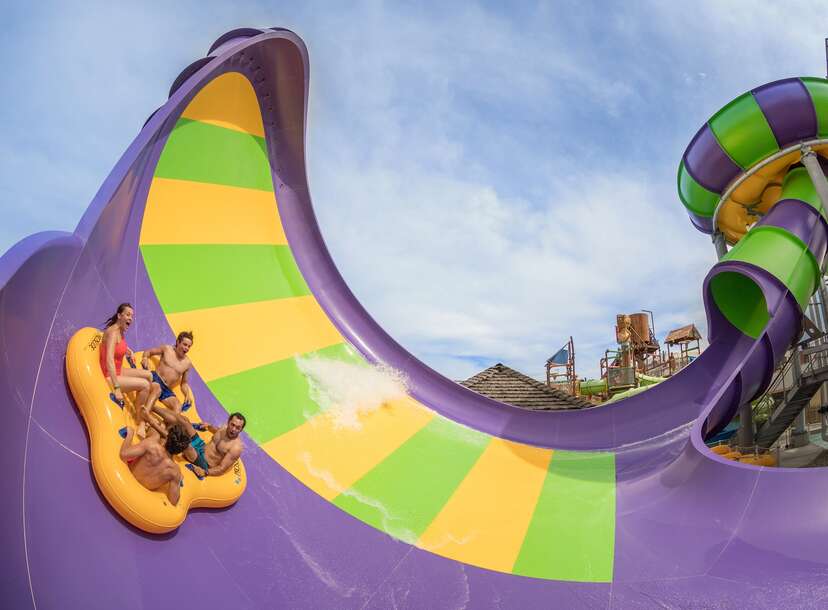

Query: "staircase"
(755, 378), (824, 448)
(751, 337), (828, 448)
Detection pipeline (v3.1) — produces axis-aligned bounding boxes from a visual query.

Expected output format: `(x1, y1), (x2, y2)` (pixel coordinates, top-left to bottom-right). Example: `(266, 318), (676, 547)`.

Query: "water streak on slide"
(3, 28), (828, 609)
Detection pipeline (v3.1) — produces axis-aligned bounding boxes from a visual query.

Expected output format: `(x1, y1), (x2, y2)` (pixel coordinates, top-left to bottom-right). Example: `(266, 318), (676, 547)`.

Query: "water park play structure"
(6, 26), (828, 609)
(547, 316), (701, 402)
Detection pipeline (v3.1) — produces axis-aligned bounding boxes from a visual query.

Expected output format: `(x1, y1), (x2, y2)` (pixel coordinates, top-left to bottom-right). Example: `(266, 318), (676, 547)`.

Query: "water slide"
(577, 373), (666, 402)
(3, 27), (828, 609)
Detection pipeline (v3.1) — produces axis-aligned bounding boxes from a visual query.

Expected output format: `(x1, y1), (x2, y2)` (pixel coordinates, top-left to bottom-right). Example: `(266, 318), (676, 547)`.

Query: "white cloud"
(313, 153), (714, 379)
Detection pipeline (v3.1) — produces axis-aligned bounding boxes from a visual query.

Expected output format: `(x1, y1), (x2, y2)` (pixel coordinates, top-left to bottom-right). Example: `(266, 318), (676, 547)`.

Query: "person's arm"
(166, 467), (182, 505)
(190, 420), (216, 434)
(140, 345), (165, 369)
(204, 442), (242, 477)
(180, 366), (192, 404)
(104, 330), (123, 403)
(119, 428), (148, 462)
(147, 415), (168, 438)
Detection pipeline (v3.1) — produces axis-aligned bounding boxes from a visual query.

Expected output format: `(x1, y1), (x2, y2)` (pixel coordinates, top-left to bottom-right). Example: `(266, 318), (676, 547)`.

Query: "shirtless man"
(141, 331), (194, 416)
(152, 408), (246, 479)
(118, 424), (190, 505)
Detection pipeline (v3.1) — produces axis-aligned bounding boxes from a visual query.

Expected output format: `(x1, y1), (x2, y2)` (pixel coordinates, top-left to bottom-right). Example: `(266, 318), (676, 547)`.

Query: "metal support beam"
(818, 277), (828, 413)
(712, 231), (727, 260)
(737, 401), (755, 450)
(801, 147), (828, 427)
(802, 313), (824, 340)
(819, 277), (828, 332)
(789, 348), (811, 448)
(800, 145), (828, 212)
(792, 408), (811, 448)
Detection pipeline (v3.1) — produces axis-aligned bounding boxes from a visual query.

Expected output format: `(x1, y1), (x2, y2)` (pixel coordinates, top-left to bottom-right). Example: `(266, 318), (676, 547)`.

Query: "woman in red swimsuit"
(101, 303), (153, 432)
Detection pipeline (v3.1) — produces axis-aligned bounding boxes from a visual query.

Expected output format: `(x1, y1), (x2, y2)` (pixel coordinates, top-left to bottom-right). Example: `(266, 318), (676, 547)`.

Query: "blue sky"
(2, 1), (828, 380)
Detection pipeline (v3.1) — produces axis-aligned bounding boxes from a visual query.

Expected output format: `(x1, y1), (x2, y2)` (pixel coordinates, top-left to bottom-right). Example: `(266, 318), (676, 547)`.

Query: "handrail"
(752, 345), (800, 421)
(757, 338), (828, 428)
(753, 338), (820, 425)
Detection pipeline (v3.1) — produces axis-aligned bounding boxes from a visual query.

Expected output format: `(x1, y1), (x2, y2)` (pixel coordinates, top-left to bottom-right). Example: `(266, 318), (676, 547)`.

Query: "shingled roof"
(460, 363), (592, 411)
(665, 323), (702, 345)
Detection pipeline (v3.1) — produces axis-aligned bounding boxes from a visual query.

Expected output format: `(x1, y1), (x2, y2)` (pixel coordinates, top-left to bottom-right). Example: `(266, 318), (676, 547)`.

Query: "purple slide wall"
(2, 28), (828, 609)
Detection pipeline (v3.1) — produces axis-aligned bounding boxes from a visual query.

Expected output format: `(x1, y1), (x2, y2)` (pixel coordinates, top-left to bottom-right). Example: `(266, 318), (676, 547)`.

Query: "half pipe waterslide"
(3, 27), (828, 609)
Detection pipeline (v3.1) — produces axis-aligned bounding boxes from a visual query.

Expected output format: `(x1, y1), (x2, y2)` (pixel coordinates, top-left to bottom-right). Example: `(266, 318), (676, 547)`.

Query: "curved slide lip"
(200, 29), (741, 452)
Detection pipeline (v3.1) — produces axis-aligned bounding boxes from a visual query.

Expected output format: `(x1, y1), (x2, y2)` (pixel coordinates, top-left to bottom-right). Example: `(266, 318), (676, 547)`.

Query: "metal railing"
(643, 354), (695, 378)
(751, 344), (803, 426)
(754, 336), (828, 447)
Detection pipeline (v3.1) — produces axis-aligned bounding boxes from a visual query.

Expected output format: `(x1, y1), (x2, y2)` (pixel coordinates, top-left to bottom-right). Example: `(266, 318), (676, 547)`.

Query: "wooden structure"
(545, 336), (577, 396)
(665, 323), (702, 372)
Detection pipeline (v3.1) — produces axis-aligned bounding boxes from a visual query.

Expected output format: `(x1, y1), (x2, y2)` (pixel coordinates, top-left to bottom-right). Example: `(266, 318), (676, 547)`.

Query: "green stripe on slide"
(333, 417), (489, 543)
(513, 450), (615, 582)
(709, 92), (778, 170)
(207, 343), (365, 444)
(678, 160), (720, 216)
(155, 118), (273, 191)
(801, 77), (828, 138)
(722, 225), (819, 311)
(140, 244), (309, 313)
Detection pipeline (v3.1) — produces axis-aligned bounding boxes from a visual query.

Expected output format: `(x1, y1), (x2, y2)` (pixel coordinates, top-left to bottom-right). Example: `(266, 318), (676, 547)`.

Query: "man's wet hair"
(228, 412), (246, 429)
(165, 424), (191, 455)
(176, 330), (194, 345)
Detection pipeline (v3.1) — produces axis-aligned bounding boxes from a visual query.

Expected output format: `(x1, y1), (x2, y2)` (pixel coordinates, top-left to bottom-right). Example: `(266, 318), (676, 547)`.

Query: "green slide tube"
(579, 378), (607, 396)
(710, 167), (825, 338)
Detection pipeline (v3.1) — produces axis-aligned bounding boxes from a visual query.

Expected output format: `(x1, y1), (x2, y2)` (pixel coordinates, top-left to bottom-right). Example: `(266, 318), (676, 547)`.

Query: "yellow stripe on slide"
(165, 297), (344, 381)
(180, 72), (265, 137)
(417, 439), (553, 572)
(140, 178), (286, 245)
(262, 396), (434, 500)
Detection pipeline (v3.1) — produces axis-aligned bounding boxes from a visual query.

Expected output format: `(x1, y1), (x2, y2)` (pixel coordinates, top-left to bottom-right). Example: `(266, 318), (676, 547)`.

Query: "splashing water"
(296, 354), (409, 430)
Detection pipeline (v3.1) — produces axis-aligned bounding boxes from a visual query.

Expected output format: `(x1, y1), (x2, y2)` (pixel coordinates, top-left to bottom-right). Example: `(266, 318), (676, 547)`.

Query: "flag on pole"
(547, 344), (570, 365)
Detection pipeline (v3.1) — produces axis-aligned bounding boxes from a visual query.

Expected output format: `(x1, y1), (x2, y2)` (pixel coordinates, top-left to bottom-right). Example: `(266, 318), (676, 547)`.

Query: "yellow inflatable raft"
(65, 327), (246, 534)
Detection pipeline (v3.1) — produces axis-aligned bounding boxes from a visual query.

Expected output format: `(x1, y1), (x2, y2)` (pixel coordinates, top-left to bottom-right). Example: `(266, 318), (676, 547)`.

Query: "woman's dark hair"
(103, 303), (133, 329)
(165, 424), (191, 455)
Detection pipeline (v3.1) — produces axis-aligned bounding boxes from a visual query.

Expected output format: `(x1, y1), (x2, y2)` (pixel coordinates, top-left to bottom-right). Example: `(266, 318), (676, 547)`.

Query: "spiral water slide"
(3, 27), (828, 609)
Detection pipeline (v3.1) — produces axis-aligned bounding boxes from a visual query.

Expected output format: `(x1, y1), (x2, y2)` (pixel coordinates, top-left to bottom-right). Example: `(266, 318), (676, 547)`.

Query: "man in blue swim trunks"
(152, 408), (246, 479)
(141, 331), (194, 418)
